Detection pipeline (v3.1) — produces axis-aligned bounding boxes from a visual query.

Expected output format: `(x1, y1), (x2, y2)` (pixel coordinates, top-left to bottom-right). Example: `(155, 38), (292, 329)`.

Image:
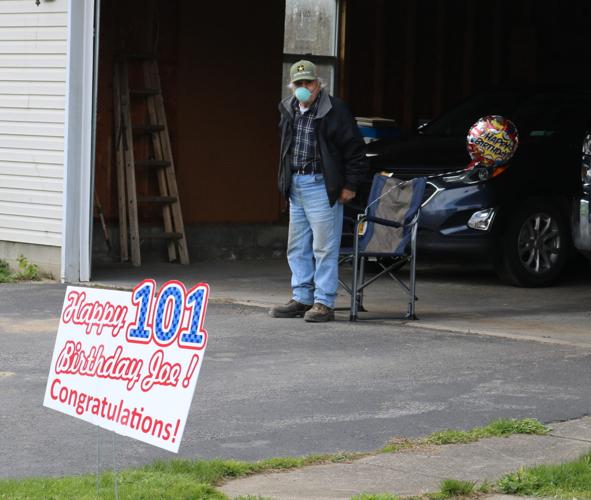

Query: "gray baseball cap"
(290, 60), (317, 82)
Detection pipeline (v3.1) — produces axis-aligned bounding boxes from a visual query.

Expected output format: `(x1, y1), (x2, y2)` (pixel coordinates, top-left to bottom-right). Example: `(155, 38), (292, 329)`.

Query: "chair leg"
(407, 224), (418, 320)
(350, 259), (358, 321)
(407, 264), (417, 319)
(358, 256), (367, 312)
(350, 220), (361, 321)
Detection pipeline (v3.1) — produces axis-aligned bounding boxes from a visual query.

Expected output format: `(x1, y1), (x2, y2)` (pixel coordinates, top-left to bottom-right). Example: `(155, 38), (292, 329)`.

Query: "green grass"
(0, 259), (10, 282)
(380, 418), (549, 453)
(0, 418), (550, 499)
(0, 454), (365, 500)
(438, 479), (476, 498)
(422, 418), (549, 446)
(0, 256), (39, 283)
(351, 479), (482, 500)
(498, 451), (591, 499)
(142, 453), (363, 482)
(0, 470), (224, 499)
(381, 437), (416, 453)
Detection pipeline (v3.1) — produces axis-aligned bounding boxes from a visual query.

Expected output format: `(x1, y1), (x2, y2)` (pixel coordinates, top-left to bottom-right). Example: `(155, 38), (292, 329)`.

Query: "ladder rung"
(142, 232), (183, 240)
(135, 160), (171, 168)
(138, 196), (177, 204)
(130, 88), (160, 97)
(133, 124), (165, 135)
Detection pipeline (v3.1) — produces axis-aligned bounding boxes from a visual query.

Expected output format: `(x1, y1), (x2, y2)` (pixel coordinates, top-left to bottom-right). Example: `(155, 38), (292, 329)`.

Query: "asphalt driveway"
(1, 281), (591, 479)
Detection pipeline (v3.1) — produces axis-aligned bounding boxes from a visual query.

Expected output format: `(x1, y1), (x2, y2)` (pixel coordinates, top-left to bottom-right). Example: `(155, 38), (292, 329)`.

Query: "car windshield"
(422, 91), (591, 138)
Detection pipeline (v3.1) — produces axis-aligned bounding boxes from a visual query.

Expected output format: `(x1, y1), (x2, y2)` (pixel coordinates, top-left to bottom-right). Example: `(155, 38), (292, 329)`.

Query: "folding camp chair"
(339, 174), (426, 320)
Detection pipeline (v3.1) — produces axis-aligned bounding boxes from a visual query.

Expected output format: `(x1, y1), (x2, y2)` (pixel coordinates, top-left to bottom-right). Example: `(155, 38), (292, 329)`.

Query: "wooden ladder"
(113, 56), (190, 266)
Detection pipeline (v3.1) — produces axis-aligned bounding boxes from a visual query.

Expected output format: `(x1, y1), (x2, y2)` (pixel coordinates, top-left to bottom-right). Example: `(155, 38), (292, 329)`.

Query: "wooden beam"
(113, 63), (129, 262)
(462, 1), (476, 97)
(402, 0), (417, 129)
(371, 0), (385, 114)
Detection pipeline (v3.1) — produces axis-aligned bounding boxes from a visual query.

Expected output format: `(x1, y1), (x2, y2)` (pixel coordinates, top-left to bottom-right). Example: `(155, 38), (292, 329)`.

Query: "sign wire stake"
(113, 433), (119, 500)
(96, 426), (101, 497)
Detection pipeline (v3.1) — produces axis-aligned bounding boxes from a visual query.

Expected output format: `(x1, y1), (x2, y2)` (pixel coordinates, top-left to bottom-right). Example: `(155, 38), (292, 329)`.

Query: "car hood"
(368, 135), (470, 178)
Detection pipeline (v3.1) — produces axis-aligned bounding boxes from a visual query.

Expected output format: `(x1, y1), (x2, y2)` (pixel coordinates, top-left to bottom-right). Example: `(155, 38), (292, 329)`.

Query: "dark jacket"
(278, 89), (368, 206)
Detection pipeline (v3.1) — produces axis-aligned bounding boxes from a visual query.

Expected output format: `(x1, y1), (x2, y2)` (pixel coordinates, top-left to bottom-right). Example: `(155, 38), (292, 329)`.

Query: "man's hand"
(339, 188), (356, 204)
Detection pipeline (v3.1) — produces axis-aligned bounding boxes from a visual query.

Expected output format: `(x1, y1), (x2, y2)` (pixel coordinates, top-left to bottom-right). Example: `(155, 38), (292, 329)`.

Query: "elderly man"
(269, 60), (368, 322)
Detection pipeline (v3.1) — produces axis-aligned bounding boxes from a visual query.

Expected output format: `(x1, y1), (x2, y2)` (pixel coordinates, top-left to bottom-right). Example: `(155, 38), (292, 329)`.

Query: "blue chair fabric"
(339, 174), (426, 320)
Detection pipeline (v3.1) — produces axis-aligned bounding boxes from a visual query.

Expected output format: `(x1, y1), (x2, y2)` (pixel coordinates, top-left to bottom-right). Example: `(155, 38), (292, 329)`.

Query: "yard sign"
(43, 279), (209, 453)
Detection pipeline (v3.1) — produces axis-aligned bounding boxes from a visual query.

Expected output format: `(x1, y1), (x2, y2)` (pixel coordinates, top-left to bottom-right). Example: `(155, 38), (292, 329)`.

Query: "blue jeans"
(288, 174), (344, 308)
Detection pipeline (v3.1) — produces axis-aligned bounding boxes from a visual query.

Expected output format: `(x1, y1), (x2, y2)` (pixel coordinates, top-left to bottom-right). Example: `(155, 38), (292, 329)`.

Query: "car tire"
(495, 200), (570, 287)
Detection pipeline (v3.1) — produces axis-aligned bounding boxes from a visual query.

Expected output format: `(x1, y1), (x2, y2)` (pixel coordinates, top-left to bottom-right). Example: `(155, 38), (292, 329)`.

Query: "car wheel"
(495, 201), (569, 287)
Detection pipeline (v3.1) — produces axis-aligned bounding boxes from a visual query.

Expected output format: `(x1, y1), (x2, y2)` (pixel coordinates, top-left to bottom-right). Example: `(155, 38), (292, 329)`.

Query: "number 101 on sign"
(127, 279), (208, 350)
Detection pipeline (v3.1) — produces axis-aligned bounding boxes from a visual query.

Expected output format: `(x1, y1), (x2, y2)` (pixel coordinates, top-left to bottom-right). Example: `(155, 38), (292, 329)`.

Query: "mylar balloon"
(466, 115), (518, 167)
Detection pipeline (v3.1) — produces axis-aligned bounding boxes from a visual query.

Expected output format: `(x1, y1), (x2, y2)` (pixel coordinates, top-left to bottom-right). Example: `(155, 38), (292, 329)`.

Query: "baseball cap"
(290, 60), (317, 82)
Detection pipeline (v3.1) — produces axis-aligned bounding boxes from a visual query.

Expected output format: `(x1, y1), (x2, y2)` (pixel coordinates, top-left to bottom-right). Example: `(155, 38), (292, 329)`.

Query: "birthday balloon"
(466, 115), (518, 167)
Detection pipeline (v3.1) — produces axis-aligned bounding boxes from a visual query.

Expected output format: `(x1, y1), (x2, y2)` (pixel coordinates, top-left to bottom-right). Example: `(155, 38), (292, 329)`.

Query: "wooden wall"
(94, 0), (591, 225)
(94, 0), (285, 224)
(344, 0), (591, 130)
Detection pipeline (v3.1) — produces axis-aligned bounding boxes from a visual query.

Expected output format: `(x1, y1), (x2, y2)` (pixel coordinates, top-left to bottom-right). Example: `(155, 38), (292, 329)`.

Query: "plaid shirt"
(289, 97), (321, 172)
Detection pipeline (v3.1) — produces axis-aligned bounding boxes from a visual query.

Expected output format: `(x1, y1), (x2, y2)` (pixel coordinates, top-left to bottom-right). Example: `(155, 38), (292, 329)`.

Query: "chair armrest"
(365, 215), (403, 228)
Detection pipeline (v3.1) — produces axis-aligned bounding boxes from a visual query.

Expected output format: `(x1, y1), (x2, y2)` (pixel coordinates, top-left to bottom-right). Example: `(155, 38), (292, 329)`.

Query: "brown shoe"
(269, 299), (312, 318)
(304, 303), (335, 322)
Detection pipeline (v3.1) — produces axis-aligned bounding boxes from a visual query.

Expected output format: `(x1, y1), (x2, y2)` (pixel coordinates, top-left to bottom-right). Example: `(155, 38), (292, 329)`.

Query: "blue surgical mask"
(294, 87), (312, 102)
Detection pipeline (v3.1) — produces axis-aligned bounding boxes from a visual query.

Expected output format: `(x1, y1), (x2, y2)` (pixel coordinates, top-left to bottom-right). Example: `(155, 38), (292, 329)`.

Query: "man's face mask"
(294, 86), (312, 102)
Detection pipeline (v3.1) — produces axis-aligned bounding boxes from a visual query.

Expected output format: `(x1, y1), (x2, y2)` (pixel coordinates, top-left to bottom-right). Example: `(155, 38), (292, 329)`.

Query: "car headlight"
(582, 161), (591, 186)
(467, 208), (496, 231)
(582, 133), (591, 156)
(582, 133), (591, 186)
(442, 163), (509, 185)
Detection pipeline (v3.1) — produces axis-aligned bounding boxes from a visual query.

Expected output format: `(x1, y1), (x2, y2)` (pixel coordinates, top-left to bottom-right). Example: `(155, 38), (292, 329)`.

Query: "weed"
(498, 452), (591, 498)
(498, 465), (545, 495)
(0, 260), (9, 282)
(15, 255), (39, 280)
(476, 480), (493, 494)
(423, 418), (549, 446)
(0, 256), (40, 283)
(378, 418), (549, 454)
(381, 437), (416, 454)
(438, 479), (476, 498)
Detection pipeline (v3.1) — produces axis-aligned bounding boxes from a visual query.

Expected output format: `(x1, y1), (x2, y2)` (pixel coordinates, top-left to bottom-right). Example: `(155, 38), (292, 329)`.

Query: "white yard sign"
(43, 280), (209, 453)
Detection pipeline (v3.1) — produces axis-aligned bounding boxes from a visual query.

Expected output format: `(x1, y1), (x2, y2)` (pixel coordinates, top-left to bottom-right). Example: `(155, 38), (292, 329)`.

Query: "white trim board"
(61, 0), (97, 282)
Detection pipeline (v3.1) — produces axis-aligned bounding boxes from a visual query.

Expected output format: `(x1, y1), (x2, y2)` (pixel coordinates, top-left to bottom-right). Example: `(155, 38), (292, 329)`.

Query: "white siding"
(0, 0), (67, 247)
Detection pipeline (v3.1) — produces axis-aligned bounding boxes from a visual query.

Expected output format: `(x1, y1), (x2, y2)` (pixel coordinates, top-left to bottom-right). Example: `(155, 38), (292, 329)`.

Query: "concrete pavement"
(92, 258), (591, 348)
(221, 417), (591, 499)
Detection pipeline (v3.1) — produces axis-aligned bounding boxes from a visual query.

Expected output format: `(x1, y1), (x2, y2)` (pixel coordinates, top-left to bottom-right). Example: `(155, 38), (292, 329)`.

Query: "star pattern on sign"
(135, 301), (150, 338)
(155, 288), (182, 341)
(183, 289), (205, 344)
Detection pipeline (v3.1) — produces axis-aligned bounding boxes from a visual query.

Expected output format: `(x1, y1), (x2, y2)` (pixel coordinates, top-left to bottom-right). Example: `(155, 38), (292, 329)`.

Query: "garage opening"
(91, 0), (286, 273)
(90, 0), (591, 279)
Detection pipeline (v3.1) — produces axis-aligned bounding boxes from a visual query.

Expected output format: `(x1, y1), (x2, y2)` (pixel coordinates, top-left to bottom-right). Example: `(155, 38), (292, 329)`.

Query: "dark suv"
(364, 88), (591, 286)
